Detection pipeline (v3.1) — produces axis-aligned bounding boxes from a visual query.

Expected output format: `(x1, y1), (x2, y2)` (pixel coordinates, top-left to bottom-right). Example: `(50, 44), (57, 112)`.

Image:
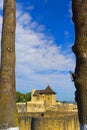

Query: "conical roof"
(33, 85), (56, 96)
(45, 85), (56, 94)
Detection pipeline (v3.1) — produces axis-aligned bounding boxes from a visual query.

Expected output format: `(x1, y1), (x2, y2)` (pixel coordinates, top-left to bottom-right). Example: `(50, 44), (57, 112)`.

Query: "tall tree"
(72, 0), (87, 129)
(0, 0), (19, 129)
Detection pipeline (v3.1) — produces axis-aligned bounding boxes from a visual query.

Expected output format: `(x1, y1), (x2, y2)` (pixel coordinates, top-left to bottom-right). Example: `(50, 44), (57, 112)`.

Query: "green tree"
(16, 92), (31, 102)
(0, 0), (19, 129)
(72, 0), (87, 129)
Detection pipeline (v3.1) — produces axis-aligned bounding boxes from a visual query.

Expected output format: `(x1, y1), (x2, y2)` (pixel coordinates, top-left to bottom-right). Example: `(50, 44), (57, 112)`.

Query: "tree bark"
(0, 0), (19, 129)
(72, 0), (87, 129)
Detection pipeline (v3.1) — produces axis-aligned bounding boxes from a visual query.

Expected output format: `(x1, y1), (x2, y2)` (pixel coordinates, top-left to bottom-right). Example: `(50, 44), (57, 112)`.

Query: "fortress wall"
(18, 112), (80, 130)
(18, 114), (32, 130)
(31, 112), (80, 130)
(16, 102), (77, 113)
(27, 102), (46, 112)
(17, 103), (27, 113)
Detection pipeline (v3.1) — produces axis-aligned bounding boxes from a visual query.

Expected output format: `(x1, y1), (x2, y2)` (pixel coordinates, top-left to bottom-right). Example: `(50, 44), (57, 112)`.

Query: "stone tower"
(72, 0), (87, 129)
(0, 0), (19, 129)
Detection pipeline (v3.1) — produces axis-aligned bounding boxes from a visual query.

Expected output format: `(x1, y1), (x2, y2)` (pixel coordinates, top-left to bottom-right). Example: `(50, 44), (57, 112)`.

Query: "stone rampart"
(18, 111), (80, 130)
(16, 102), (77, 113)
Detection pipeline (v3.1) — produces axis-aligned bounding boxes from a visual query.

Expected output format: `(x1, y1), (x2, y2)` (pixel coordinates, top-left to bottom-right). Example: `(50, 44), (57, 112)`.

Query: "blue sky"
(0, 0), (76, 101)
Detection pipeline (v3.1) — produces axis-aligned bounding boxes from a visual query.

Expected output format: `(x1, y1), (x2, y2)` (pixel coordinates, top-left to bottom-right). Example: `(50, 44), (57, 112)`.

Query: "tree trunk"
(0, 0), (19, 129)
(72, 0), (87, 129)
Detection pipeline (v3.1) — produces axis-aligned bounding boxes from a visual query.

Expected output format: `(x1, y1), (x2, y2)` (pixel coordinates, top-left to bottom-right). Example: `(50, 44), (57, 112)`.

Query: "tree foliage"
(16, 92), (31, 102)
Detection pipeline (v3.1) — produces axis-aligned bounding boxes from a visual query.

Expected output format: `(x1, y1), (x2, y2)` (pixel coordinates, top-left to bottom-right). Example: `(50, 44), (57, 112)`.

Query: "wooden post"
(0, 0), (19, 129)
(72, 0), (87, 129)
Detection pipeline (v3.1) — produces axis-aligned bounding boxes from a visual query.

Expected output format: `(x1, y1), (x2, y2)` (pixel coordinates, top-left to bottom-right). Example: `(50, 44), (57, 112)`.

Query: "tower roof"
(33, 85), (56, 96)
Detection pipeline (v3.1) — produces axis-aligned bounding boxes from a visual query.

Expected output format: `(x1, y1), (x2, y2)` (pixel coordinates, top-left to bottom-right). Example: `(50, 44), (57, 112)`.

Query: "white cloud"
(64, 31), (69, 37)
(15, 6), (75, 100)
(0, 1), (75, 101)
(68, 1), (72, 17)
(68, 1), (74, 24)
(16, 12), (74, 73)
(27, 5), (34, 11)
(17, 13), (32, 26)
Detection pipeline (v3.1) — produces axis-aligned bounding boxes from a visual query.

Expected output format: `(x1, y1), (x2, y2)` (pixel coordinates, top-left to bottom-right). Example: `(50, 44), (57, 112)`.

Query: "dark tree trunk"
(0, 0), (19, 129)
(72, 0), (87, 129)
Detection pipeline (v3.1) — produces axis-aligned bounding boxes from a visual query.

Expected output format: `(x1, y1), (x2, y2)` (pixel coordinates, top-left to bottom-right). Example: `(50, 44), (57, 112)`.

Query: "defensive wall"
(16, 102), (77, 113)
(18, 110), (80, 130)
(17, 86), (80, 130)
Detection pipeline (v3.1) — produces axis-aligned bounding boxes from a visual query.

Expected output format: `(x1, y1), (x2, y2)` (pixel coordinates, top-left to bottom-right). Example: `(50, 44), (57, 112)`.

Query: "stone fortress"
(17, 86), (80, 130)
